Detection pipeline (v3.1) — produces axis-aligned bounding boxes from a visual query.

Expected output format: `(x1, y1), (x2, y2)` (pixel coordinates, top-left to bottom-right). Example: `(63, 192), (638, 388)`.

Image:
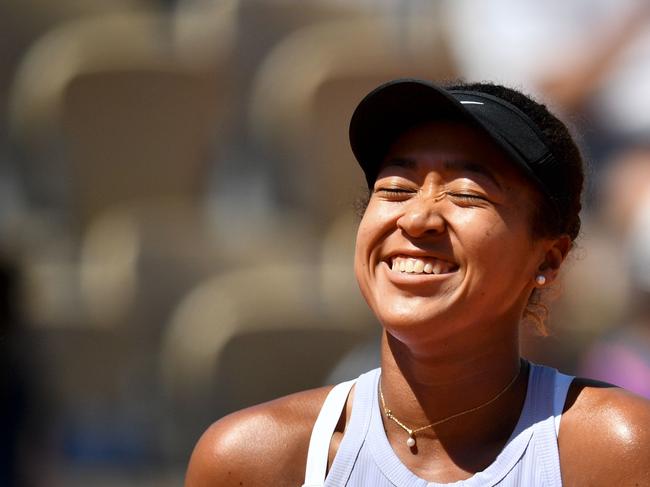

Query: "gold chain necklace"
(379, 362), (522, 448)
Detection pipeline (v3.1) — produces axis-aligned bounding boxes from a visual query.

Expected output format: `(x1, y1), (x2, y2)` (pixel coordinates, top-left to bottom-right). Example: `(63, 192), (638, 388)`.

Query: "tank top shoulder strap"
(302, 379), (356, 487)
(302, 368), (379, 487)
(553, 370), (574, 436)
(525, 363), (575, 487)
(528, 363), (574, 427)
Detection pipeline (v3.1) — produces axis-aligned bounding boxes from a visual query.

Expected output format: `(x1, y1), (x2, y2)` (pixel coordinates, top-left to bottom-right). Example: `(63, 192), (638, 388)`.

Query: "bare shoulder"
(559, 378), (650, 487)
(184, 386), (333, 487)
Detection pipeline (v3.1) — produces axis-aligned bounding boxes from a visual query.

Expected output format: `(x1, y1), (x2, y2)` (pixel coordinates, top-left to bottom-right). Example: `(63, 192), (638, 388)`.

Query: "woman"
(185, 79), (650, 486)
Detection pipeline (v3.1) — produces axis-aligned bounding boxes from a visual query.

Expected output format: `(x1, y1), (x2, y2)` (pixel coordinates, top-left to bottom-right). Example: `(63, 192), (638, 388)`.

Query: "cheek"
(459, 209), (534, 269)
(354, 200), (395, 253)
(354, 214), (371, 259)
(353, 203), (396, 295)
(481, 228), (537, 283)
(353, 216), (374, 282)
(447, 205), (501, 241)
(353, 227), (377, 310)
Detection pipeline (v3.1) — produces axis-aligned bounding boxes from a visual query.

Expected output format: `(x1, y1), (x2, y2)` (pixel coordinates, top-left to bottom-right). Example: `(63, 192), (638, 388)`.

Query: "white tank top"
(303, 363), (574, 487)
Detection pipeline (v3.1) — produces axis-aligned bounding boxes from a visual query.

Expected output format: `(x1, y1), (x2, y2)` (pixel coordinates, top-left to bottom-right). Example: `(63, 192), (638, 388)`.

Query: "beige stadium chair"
(249, 14), (458, 225)
(0, 0), (156, 120)
(174, 0), (364, 138)
(159, 263), (375, 453)
(9, 9), (236, 226)
(77, 197), (322, 331)
(77, 200), (231, 331)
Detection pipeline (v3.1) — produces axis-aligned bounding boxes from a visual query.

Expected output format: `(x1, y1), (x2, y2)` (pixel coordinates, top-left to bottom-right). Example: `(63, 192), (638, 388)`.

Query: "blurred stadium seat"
(249, 14), (457, 224)
(159, 262), (375, 455)
(9, 10), (235, 225)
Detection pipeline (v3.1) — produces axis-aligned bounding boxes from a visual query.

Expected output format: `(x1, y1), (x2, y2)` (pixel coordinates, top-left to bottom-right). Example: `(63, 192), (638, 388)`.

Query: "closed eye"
(446, 192), (490, 203)
(447, 191), (488, 201)
(374, 187), (416, 201)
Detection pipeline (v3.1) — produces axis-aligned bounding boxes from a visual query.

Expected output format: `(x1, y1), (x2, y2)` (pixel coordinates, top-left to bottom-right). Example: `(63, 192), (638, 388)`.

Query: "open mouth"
(390, 255), (458, 275)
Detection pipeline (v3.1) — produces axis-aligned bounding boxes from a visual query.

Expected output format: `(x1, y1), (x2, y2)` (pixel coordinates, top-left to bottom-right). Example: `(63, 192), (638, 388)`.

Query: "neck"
(378, 322), (526, 452)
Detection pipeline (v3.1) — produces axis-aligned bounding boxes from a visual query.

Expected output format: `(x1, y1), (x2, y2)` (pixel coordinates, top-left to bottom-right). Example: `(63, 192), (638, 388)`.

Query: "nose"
(396, 195), (447, 238)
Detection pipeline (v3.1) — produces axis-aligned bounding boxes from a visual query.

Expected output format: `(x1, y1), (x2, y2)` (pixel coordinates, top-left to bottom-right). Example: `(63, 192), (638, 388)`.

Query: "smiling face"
(354, 121), (556, 346)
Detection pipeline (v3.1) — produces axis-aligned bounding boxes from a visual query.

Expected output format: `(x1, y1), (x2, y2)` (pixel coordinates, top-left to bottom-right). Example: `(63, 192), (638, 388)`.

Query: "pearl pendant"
(406, 436), (416, 448)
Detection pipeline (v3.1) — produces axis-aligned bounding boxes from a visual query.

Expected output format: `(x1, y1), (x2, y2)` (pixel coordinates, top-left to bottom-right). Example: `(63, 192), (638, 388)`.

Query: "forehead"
(383, 121), (524, 180)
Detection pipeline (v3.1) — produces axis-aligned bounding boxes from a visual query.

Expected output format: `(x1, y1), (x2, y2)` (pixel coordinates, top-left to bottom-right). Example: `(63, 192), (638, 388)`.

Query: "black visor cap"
(349, 79), (569, 211)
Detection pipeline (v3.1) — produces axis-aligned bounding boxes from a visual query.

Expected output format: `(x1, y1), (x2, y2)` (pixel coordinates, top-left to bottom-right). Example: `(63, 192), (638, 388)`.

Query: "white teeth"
(390, 256), (455, 275)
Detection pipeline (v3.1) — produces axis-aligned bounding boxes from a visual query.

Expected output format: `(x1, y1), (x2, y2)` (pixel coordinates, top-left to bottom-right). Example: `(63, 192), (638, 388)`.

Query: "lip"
(380, 260), (459, 287)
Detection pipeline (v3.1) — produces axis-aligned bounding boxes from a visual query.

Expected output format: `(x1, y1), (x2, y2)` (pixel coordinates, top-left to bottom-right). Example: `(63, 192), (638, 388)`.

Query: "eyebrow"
(382, 157), (417, 170)
(382, 157), (503, 190)
(444, 159), (502, 190)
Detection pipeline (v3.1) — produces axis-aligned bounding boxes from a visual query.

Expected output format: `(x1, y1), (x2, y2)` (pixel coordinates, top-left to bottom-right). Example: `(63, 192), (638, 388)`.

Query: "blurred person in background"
(0, 254), (50, 487)
(579, 146), (650, 398)
(446, 0), (650, 171)
(184, 79), (650, 486)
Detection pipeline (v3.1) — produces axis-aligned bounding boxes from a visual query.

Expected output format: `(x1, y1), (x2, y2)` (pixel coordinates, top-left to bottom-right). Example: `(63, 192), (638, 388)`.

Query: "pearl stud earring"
(535, 275), (546, 286)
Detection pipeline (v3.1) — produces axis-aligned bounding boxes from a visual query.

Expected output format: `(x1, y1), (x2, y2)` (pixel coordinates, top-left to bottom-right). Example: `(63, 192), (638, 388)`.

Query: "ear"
(538, 235), (571, 282)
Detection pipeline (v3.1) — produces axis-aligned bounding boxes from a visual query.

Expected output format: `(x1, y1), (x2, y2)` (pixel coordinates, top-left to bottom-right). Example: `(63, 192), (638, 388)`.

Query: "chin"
(375, 304), (447, 332)
(373, 291), (479, 339)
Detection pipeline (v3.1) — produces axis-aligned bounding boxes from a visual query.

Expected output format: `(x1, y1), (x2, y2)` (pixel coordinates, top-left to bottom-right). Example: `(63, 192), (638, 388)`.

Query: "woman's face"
(354, 121), (556, 344)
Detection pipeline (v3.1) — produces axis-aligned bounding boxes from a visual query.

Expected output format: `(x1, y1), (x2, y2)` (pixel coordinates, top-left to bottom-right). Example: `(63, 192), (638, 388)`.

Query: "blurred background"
(2, 0), (650, 485)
